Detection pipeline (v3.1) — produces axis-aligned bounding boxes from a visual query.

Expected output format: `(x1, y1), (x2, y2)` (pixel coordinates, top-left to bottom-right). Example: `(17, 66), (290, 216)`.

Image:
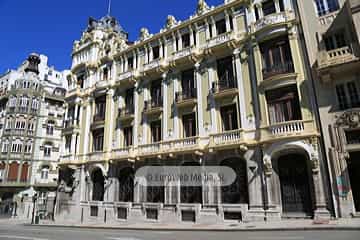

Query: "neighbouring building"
(296, 0), (360, 218)
(0, 54), (68, 219)
(56, 0), (332, 225)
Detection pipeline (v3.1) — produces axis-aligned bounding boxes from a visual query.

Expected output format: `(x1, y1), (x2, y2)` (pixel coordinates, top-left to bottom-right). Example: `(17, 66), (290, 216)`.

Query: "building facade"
(56, 0), (331, 225)
(0, 54), (67, 219)
(296, 0), (360, 218)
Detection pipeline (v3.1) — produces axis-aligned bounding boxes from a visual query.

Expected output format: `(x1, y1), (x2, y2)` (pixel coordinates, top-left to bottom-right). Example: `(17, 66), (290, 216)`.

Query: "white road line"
(107, 238), (144, 240)
(248, 237), (305, 240)
(0, 235), (49, 240)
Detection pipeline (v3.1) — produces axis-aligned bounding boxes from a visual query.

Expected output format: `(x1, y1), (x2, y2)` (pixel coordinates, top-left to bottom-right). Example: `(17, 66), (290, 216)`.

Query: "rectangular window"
(182, 33), (191, 48)
(150, 80), (162, 108)
(220, 104), (239, 131)
(44, 146), (51, 157)
(151, 120), (162, 143)
(336, 84), (349, 110)
(152, 46), (160, 60)
(127, 57), (134, 70)
(92, 129), (104, 152)
(266, 85), (302, 124)
(216, 19), (227, 35)
(181, 69), (195, 97)
(262, 0), (276, 16)
(324, 32), (347, 51)
(182, 113), (196, 137)
(95, 96), (106, 121)
(123, 127), (133, 147)
(216, 56), (236, 89)
(125, 88), (134, 110)
(260, 36), (294, 79)
(347, 82), (360, 108)
(345, 129), (360, 145)
(315, 0), (339, 16)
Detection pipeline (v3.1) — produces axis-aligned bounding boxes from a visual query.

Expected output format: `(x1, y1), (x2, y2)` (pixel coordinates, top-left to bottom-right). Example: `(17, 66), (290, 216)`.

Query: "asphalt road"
(0, 223), (359, 240)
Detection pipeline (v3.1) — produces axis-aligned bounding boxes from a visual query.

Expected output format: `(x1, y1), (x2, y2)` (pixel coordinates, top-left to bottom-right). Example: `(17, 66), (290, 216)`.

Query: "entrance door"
(278, 154), (312, 215)
(348, 152), (360, 212)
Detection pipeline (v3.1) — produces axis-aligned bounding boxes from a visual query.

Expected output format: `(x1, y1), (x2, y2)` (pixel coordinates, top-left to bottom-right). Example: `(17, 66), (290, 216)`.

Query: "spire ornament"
(197, 0), (210, 15)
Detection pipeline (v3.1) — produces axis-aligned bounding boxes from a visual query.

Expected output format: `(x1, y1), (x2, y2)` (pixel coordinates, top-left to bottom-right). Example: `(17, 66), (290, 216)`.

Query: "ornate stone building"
(296, 0), (360, 218)
(56, 0), (331, 225)
(0, 54), (68, 218)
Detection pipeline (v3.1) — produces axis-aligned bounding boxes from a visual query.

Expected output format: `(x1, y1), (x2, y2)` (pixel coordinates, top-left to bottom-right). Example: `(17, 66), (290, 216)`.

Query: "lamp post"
(31, 193), (38, 224)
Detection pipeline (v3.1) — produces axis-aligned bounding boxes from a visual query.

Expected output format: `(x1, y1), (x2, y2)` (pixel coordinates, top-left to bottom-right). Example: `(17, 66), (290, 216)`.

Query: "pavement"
(27, 218), (360, 231)
(0, 219), (359, 240)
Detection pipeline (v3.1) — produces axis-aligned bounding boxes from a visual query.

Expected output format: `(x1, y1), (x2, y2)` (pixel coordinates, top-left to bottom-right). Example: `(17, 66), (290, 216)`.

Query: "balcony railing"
(172, 47), (194, 62)
(212, 75), (237, 94)
(143, 58), (163, 72)
(175, 88), (197, 103)
(88, 152), (105, 162)
(112, 147), (132, 159)
(93, 114), (105, 122)
(211, 129), (243, 146)
(318, 10), (338, 26)
(262, 61), (294, 80)
(118, 106), (134, 118)
(207, 32), (233, 49)
(318, 46), (357, 68)
(143, 99), (163, 112)
(269, 120), (305, 136)
(254, 12), (288, 32)
(64, 119), (79, 129)
(138, 137), (199, 156)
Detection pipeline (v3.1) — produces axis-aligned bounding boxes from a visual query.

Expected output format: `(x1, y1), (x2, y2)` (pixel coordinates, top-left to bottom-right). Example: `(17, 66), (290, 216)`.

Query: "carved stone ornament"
(139, 27), (151, 41)
(197, 0), (210, 15)
(311, 154), (320, 174)
(166, 15), (178, 29)
(263, 156), (273, 176)
(335, 111), (360, 128)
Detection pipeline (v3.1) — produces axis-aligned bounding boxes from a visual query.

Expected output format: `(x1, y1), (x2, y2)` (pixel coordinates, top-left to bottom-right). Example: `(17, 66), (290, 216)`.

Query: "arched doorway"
(347, 152), (360, 212)
(278, 153), (312, 215)
(220, 158), (248, 204)
(91, 168), (105, 201)
(118, 167), (134, 202)
(180, 162), (202, 204)
(8, 162), (19, 182)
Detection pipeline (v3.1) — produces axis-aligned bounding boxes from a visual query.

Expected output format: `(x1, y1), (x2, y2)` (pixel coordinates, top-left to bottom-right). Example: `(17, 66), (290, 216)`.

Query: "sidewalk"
(26, 218), (360, 231)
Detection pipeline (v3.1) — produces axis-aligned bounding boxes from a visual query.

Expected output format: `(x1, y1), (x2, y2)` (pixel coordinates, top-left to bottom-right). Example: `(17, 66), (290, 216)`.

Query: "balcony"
(175, 89), (197, 108)
(118, 106), (135, 122)
(142, 99), (163, 116)
(171, 47), (196, 64)
(137, 137), (200, 157)
(206, 32), (235, 51)
(93, 114), (105, 122)
(64, 119), (80, 129)
(318, 46), (358, 69)
(318, 10), (338, 27)
(111, 147), (133, 160)
(210, 129), (244, 149)
(88, 152), (106, 163)
(262, 119), (317, 142)
(60, 154), (76, 163)
(117, 69), (138, 85)
(262, 61), (295, 80)
(253, 11), (294, 33)
(142, 58), (167, 75)
(211, 77), (238, 99)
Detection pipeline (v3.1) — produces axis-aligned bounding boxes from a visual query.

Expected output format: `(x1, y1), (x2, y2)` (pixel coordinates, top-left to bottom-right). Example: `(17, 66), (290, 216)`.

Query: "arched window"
(221, 158), (248, 204)
(92, 168), (105, 201)
(46, 120), (55, 135)
(8, 162), (19, 182)
(20, 162), (29, 182)
(118, 167), (134, 202)
(43, 142), (53, 157)
(41, 165), (50, 179)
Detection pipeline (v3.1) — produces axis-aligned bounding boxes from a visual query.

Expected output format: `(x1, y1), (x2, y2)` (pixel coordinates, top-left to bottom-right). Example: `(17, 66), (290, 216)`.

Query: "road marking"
(0, 235), (49, 240)
(107, 238), (144, 240)
(249, 237), (305, 240)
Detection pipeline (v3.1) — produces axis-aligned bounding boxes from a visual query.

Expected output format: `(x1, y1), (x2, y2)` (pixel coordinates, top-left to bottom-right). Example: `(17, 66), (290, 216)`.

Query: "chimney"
(25, 53), (41, 74)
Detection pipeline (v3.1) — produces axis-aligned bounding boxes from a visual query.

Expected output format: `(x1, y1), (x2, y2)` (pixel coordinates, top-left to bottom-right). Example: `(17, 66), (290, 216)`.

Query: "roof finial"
(107, 0), (112, 16)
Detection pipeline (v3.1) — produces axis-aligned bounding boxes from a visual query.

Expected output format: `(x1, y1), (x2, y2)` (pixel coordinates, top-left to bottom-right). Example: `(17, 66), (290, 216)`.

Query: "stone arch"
(91, 167), (105, 201)
(220, 158), (249, 204)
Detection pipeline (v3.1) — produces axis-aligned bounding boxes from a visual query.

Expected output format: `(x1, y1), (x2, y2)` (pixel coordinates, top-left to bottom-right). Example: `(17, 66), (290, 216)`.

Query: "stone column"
(210, 17), (217, 37)
(225, 11), (231, 32)
(189, 26), (195, 46)
(274, 0), (281, 13)
(177, 31), (183, 51)
(195, 63), (205, 137)
(134, 83), (140, 146)
(246, 149), (265, 221)
(104, 89), (115, 153)
(162, 72), (169, 141)
(207, 59), (217, 133)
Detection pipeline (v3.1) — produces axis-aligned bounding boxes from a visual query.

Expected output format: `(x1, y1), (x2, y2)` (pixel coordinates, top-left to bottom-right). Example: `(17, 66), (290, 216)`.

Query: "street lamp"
(31, 193), (38, 224)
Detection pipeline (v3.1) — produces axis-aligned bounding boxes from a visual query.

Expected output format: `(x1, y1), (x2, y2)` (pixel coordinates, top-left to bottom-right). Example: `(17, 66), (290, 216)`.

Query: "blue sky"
(0, 0), (224, 73)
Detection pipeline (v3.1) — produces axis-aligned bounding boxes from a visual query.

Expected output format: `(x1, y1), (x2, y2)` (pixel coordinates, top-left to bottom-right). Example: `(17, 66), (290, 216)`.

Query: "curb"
(23, 223), (360, 232)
